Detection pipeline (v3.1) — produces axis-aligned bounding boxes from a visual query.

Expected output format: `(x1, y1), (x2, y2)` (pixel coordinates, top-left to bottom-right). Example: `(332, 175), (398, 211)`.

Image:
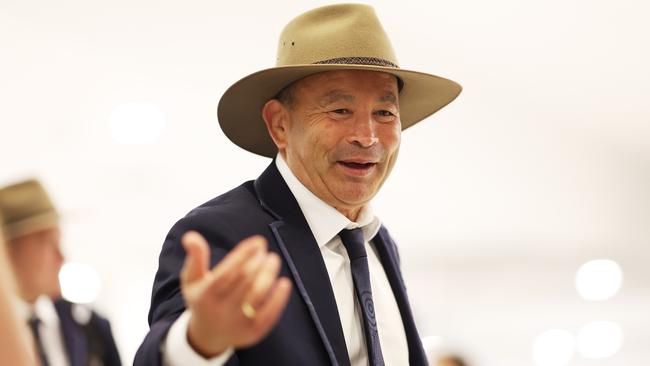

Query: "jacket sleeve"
(133, 318), (176, 366)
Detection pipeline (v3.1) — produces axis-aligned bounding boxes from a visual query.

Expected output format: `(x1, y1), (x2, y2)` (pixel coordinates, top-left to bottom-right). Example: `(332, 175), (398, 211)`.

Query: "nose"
(54, 244), (65, 267)
(347, 111), (379, 148)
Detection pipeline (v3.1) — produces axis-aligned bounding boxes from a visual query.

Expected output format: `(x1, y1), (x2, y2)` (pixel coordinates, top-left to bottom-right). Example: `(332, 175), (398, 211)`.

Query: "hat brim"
(3, 212), (59, 240)
(217, 64), (462, 158)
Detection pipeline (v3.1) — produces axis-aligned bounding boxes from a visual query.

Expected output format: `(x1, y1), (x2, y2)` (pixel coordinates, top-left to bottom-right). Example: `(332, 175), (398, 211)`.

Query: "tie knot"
(28, 314), (41, 328)
(339, 228), (367, 260)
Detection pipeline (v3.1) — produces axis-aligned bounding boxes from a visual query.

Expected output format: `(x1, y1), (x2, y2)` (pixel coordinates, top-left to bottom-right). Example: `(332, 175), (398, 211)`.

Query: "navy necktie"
(339, 228), (385, 366)
(28, 315), (50, 366)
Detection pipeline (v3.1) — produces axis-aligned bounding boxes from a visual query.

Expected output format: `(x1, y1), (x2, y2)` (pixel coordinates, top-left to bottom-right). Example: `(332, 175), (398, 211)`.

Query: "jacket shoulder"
(174, 180), (273, 243)
(148, 180), (272, 325)
(53, 299), (113, 331)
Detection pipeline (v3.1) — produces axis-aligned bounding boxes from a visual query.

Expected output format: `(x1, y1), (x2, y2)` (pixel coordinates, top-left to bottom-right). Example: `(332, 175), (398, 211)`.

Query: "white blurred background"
(1, 0), (648, 365)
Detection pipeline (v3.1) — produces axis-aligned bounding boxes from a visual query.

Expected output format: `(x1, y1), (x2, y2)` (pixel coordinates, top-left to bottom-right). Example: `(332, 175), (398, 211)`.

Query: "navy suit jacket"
(135, 161), (427, 366)
(52, 299), (121, 366)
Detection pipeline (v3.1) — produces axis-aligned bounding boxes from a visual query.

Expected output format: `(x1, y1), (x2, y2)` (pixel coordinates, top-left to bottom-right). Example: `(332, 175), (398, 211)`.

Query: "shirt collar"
(275, 154), (381, 247)
(14, 295), (60, 327)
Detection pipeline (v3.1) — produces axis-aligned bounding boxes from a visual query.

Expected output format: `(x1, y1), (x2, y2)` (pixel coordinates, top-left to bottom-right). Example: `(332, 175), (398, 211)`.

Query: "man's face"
(9, 227), (64, 302)
(273, 70), (401, 216)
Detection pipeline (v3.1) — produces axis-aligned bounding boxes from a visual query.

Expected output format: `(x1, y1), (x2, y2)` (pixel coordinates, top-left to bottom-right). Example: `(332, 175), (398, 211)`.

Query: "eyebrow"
(318, 90), (355, 106)
(378, 92), (398, 105)
(317, 89), (399, 107)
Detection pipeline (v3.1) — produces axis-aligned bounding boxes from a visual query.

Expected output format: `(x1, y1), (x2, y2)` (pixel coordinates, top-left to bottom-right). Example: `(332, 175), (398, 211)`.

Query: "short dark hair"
(274, 81), (298, 110)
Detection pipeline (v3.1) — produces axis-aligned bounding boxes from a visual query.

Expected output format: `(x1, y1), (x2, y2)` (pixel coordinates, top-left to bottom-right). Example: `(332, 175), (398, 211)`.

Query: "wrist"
(187, 314), (230, 358)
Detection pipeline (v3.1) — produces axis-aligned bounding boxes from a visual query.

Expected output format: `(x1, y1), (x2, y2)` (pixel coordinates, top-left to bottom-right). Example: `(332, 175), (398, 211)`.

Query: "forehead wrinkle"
(317, 89), (355, 107)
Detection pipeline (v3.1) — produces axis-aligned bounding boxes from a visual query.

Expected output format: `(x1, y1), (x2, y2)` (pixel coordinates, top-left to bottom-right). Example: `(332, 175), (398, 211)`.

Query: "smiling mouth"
(340, 161), (375, 169)
(337, 161), (377, 175)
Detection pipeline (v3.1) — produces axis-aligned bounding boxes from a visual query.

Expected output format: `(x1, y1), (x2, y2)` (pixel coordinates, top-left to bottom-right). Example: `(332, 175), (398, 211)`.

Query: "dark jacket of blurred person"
(0, 179), (122, 366)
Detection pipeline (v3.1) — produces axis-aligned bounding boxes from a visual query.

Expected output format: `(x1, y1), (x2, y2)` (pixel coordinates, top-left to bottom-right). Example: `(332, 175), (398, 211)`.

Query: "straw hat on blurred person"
(0, 179), (60, 241)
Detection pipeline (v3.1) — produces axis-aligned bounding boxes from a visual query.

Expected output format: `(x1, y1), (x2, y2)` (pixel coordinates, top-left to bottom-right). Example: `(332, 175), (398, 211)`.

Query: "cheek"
(377, 127), (400, 178)
(34, 246), (58, 268)
(299, 127), (336, 160)
(12, 247), (34, 268)
(379, 123), (401, 153)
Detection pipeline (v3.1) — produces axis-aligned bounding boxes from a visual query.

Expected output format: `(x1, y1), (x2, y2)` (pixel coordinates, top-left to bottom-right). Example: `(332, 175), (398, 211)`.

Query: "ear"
(262, 99), (290, 152)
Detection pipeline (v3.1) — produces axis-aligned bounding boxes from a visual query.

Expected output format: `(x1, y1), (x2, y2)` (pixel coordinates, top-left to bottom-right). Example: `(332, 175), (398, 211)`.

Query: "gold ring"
(241, 302), (256, 319)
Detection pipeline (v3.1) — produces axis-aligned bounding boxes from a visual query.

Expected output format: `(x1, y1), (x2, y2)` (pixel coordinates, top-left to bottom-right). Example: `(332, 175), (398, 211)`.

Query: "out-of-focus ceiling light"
(577, 321), (624, 359)
(575, 259), (623, 301)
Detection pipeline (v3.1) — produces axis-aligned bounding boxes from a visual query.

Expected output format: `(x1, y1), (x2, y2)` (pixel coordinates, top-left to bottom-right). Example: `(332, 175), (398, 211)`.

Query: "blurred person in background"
(0, 179), (122, 366)
(136, 4), (461, 366)
(0, 213), (34, 366)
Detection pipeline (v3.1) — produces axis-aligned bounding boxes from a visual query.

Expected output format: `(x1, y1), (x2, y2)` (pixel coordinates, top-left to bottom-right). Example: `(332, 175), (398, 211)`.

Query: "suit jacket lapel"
(373, 226), (428, 366)
(53, 300), (87, 366)
(254, 161), (351, 366)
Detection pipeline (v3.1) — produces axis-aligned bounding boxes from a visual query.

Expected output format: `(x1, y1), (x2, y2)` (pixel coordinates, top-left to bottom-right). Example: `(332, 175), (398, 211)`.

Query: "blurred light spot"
(59, 263), (101, 304)
(575, 259), (623, 301)
(71, 303), (93, 324)
(577, 321), (624, 359)
(109, 102), (166, 144)
(533, 329), (575, 366)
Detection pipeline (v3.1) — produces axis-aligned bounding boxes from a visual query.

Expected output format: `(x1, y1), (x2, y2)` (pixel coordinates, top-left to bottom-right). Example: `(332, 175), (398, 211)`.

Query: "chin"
(337, 189), (375, 207)
(47, 283), (62, 298)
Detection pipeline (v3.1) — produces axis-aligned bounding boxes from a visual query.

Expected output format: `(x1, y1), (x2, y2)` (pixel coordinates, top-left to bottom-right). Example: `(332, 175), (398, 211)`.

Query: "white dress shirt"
(15, 296), (69, 366)
(165, 155), (409, 365)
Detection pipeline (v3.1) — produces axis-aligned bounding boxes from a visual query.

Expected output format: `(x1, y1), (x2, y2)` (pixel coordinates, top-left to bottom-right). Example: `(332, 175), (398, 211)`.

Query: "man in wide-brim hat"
(136, 4), (461, 366)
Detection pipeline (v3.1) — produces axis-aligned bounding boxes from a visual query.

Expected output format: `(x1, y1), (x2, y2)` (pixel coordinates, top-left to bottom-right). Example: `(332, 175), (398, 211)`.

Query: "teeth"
(342, 162), (373, 168)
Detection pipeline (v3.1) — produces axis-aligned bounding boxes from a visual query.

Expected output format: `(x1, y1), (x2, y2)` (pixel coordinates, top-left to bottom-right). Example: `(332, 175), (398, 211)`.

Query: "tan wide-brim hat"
(218, 3), (462, 158)
(0, 179), (60, 240)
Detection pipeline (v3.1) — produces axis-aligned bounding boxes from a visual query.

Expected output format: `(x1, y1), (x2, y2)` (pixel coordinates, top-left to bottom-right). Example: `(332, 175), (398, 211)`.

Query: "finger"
(250, 278), (292, 333)
(180, 231), (210, 287)
(211, 248), (268, 300)
(245, 253), (282, 309)
(211, 235), (266, 278)
(206, 236), (267, 295)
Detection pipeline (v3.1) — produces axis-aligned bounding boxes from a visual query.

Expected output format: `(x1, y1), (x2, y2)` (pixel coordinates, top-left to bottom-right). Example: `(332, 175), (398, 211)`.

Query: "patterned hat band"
(312, 56), (399, 68)
(311, 57), (404, 90)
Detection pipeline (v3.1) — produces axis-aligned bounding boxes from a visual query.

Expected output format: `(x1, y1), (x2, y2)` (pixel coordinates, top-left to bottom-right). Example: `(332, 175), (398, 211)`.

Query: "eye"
(375, 109), (398, 122)
(331, 109), (350, 114)
(327, 108), (352, 119)
(376, 110), (395, 117)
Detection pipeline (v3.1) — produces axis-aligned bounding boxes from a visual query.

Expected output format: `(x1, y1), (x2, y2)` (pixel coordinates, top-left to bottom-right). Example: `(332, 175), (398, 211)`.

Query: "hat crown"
(0, 179), (59, 239)
(276, 4), (399, 67)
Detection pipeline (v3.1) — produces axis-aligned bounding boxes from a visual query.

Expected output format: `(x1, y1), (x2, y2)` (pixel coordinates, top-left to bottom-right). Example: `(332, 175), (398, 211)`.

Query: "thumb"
(180, 231), (210, 286)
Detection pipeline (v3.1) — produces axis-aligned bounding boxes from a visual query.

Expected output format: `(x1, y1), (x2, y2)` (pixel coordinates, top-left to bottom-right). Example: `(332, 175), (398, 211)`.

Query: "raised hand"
(180, 231), (292, 358)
